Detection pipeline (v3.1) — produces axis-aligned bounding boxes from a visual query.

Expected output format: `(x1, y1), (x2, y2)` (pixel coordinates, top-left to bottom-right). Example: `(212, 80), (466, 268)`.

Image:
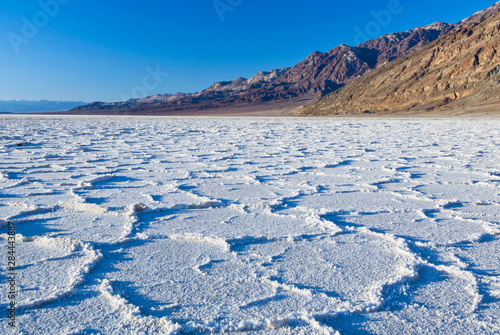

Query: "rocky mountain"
(76, 93), (192, 111)
(74, 21), (454, 114)
(357, 22), (454, 66)
(203, 68), (290, 93)
(72, 2), (500, 115)
(293, 11), (500, 116)
(0, 100), (86, 113)
(456, 1), (500, 28)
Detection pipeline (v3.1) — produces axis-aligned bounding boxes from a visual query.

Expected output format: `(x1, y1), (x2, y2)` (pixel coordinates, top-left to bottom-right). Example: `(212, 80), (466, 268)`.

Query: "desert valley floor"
(1, 116), (499, 334)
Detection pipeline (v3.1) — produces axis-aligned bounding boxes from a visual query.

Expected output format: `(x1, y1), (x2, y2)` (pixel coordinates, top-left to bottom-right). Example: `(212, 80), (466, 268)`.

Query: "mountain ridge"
(293, 10), (500, 116)
(72, 2), (500, 115)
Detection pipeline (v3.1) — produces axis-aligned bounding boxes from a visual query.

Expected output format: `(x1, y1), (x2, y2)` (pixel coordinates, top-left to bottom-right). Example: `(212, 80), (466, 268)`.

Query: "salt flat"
(1, 116), (499, 334)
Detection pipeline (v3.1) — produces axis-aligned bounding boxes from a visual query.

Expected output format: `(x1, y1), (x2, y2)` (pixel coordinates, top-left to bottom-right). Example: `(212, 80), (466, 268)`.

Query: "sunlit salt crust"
(1, 116), (499, 334)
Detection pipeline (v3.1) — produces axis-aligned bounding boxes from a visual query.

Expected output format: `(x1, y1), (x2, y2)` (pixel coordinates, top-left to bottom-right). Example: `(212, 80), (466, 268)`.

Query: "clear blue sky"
(0, 0), (496, 102)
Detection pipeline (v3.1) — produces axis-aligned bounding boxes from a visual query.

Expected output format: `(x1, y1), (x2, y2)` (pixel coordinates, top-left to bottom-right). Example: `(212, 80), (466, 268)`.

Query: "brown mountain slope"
(293, 12), (500, 116)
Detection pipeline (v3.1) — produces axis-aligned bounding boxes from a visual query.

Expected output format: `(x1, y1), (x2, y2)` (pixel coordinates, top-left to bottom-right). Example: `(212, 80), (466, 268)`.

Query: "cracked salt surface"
(1, 116), (499, 334)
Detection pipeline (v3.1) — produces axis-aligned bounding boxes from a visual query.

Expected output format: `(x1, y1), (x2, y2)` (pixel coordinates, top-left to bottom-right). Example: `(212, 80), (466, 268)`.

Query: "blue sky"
(0, 0), (497, 102)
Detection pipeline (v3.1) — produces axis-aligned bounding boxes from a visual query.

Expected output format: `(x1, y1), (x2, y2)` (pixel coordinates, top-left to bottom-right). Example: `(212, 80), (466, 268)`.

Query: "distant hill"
(72, 20), (459, 115)
(0, 100), (86, 113)
(293, 11), (500, 116)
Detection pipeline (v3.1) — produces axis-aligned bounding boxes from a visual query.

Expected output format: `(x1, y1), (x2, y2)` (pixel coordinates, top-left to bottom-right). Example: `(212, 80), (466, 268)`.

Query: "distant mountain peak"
(422, 22), (453, 31)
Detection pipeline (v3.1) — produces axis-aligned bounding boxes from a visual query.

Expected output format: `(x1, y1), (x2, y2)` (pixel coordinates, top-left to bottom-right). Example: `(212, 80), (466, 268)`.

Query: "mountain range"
(294, 10), (500, 116)
(72, 2), (500, 116)
(0, 100), (86, 114)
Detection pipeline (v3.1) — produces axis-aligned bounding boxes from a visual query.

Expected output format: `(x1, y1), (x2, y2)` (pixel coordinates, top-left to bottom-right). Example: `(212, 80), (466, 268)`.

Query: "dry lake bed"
(1, 116), (499, 334)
